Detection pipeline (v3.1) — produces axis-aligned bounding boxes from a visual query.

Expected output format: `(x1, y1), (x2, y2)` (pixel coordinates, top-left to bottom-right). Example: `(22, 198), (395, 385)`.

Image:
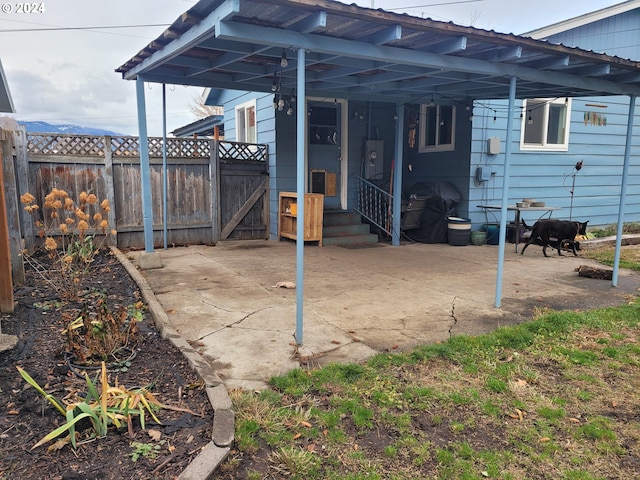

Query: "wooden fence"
(7, 129), (269, 254)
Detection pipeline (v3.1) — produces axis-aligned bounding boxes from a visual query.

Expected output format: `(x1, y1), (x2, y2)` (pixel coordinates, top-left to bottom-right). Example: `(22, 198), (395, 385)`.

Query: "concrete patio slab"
(128, 240), (639, 390)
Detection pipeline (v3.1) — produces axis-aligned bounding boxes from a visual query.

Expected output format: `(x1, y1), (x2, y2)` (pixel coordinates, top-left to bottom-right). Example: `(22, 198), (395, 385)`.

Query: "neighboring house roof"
(0, 59), (15, 113)
(524, 0), (640, 39)
(116, 0), (640, 105)
(171, 114), (224, 137)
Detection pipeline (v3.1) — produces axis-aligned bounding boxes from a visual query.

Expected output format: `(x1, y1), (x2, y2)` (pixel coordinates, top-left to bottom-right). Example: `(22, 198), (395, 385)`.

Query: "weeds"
(130, 440), (165, 462)
(63, 290), (144, 364)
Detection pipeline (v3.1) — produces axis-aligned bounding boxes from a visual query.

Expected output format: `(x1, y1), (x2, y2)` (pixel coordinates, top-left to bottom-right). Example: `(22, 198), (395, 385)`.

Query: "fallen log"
(575, 265), (613, 280)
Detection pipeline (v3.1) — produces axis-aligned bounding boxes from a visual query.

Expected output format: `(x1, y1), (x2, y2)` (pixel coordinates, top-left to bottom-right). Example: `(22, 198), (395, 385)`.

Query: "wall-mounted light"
(527, 110), (533, 125)
(280, 49), (288, 68)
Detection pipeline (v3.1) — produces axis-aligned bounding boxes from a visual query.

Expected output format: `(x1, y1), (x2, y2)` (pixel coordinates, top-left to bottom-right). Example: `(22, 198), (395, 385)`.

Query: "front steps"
(322, 210), (379, 246)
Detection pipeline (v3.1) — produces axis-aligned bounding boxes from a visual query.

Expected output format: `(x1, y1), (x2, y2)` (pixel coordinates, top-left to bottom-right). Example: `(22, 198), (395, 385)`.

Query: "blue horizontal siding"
(468, 95), (640, 230)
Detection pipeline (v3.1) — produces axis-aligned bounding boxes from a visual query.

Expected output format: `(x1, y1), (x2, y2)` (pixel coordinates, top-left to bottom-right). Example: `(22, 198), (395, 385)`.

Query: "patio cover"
(116, 0), (640, 339)
(0, 59), (15, 113)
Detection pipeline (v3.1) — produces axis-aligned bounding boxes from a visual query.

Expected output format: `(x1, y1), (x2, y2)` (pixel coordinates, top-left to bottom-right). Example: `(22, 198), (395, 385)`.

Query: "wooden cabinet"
(278, 192), (324, 246)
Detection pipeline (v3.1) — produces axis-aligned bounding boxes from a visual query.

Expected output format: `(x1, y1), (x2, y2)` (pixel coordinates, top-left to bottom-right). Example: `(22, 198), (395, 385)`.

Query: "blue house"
(464, 0), (640, 231)
(118, 0), (640, 253)
(199, 1), (640, 247)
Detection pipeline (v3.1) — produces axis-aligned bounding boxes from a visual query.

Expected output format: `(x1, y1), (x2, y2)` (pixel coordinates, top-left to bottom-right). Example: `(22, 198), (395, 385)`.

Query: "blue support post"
(612, 95), (636, 286)
(135, 78), (155, 253)
(162, 84), (168, 250)
(391, 104), (404, 246)
(295, 47), (306, 345)
(495, 76), (517, 308)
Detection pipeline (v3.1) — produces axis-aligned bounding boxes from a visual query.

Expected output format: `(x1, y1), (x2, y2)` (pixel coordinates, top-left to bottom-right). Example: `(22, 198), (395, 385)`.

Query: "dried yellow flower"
(93, 213), (102, 222)
(57, 189), (69, 198)
(44, 237), (57, 251)
(63, 255), (73, 264)
(60, 224), (68, 234)
(65, 217), (75, 225)
(50, 211), (58, 219)
(75, 208), (89, 221)
(44, 194), (55, 209)
(78, 220), (89, 233)
(100, 219), (108, 229)
(52, 200), (63, 209)
(20, 193), (36, 204)
(79, 191), (88, 203)
(101, 199), (111, 213)
(64, 198), (74, 210)
(87, 194), (97, 205)
(110, 230), (117, 236)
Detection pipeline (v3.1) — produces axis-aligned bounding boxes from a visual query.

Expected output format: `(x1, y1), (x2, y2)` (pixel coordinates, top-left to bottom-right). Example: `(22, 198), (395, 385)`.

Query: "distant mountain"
(19, 121), (126, 136)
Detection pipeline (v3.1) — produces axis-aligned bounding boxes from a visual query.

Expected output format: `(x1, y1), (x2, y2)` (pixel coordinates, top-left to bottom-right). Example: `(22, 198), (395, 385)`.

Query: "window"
(235, 100), (256, 143)
(419, 104), (456, 152)
(520, 98), (571, 151)
(308, 105), (337, 145)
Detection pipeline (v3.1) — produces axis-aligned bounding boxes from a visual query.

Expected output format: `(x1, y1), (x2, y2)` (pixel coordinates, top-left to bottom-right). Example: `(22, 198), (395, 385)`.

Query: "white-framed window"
(419, 104), (456, 153)
(520, 98), (571, 151)
(235, 100), (257, 143)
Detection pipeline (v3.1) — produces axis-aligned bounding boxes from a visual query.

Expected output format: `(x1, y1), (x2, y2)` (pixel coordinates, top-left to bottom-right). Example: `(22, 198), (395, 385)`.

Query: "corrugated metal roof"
(524, 0), (640, 39)
(116, 0), (640, 103)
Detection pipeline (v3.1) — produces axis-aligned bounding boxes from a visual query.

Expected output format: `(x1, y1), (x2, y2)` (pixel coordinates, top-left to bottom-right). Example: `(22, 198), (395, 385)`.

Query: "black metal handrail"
(354, 175), (393, 237)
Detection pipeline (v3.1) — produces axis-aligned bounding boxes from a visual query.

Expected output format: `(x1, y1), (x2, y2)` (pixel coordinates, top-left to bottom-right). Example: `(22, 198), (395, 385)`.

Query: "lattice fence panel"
(219, 141), (267, 162)
(111, 136), (140, 157)
(28, 134), (108, 156)
(153, 138), (210, 158)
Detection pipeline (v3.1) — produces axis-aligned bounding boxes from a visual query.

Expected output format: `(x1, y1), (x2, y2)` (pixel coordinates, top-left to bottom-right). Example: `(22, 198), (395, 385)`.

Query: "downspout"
(391, 104), (405, 246)
(162, 84), (168, 250)
(295, 47), (306, 345)
(494, 76), (517, 308)
(612, 94), (636, 286)
(135, 78), (154, 253)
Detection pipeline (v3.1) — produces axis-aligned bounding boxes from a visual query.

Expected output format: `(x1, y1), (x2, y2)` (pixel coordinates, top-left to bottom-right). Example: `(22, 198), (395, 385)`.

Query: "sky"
(0, 0), (627, 136)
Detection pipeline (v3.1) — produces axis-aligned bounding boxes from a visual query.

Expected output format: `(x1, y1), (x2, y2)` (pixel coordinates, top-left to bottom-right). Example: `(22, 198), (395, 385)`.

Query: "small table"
(477, 204), (562, 252)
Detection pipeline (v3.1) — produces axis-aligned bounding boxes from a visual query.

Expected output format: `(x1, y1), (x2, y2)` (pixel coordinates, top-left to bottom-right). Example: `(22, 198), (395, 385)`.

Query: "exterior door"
(307, 101), (342, 209)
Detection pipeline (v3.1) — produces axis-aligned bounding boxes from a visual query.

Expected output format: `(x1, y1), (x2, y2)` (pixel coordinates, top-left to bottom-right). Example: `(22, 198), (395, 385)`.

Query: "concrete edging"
(580, 234), (640, 250)
(110, 247), (232, 480)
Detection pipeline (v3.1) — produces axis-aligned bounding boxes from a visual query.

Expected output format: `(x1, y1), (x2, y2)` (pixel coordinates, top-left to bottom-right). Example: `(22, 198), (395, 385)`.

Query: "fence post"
(211, 139), (220, 243)
(2, 129), (24, 286)
(13, 127), (33, 253)
(0, 142), (14, 312)
(103, 136), (118, 247)
(263, 144), (270, 240)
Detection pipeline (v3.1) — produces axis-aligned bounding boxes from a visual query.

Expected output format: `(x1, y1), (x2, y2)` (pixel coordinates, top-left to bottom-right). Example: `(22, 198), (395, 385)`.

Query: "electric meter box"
(364, 140), (384, 180)
(487, 137), (501, 155)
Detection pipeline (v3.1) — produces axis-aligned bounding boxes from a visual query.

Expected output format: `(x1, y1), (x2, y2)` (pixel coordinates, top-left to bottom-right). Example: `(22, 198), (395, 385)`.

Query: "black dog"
(520, 219), (588, 257)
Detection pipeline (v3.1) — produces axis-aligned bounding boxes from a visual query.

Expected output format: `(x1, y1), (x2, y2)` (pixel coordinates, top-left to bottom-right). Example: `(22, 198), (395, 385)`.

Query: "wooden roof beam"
(358, 25), (402, 45)
(290, 11), (327, 33)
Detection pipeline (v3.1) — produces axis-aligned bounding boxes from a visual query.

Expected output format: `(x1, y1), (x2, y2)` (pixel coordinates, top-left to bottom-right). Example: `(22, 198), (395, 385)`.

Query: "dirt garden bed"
(0, 250), (212, 479)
